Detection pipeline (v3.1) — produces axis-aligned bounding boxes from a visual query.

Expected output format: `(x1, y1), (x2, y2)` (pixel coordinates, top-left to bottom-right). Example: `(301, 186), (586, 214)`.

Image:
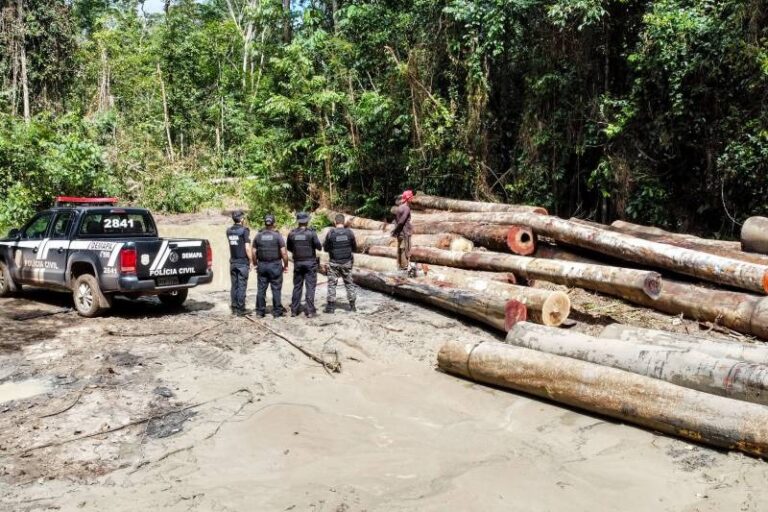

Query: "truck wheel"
(0, 261), (19, 297)
(158, 289), (188, 308)
(73, 274), (109, 317)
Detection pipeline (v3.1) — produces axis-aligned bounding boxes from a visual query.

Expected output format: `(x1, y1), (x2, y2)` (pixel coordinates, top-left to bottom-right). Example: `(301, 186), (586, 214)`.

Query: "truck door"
(45, 210), (75, 286)
(17, 212), (54, 284)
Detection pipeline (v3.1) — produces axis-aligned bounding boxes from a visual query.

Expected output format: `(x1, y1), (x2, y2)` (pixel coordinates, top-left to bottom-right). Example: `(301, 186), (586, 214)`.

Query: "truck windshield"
(79, 211), (157, 237)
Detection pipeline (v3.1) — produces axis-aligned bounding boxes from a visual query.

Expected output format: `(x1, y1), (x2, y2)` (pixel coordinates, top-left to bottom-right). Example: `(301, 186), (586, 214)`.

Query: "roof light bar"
(55, 196), (119, 207)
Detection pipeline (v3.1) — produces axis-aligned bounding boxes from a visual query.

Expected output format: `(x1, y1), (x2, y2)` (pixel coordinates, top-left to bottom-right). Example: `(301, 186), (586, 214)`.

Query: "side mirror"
(7, 228), (20, 240)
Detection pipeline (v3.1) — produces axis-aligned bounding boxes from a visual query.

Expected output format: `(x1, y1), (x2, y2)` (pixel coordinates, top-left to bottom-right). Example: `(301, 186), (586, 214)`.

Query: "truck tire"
(73, 274), (110, 317)
(158, 289), (188, 308)
(0, 261), (11, 297)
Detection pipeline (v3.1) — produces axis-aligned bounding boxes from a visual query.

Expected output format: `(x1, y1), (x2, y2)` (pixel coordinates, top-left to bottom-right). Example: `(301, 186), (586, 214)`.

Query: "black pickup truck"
(0, 199), (213, 316)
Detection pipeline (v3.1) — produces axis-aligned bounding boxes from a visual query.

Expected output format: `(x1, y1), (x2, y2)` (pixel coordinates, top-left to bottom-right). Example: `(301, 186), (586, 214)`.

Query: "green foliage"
(0, 0), (766, 235)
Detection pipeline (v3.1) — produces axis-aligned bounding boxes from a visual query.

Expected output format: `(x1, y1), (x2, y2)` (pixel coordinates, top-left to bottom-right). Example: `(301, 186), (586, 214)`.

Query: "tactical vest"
(328, 228), (353, 263)
(226, 225), (249, 262)
(291, 229), (316, 261)
(256, 230), (280, 262)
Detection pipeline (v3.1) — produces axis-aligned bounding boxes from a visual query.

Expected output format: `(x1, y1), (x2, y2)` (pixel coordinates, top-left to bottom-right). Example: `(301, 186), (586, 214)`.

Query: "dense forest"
(0, 0), (766, 235)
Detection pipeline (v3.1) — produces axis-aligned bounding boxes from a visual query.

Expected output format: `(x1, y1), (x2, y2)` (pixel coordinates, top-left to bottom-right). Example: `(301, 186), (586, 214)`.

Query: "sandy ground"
(1, 216), (768, 511)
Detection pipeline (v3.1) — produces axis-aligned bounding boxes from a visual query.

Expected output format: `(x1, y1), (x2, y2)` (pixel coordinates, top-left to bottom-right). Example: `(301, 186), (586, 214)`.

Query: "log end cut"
(540, 291), (571, 327)
(448, 238), (475, 252)
(504, 300), (529, 331)
(506, 226), (537, 255)
(645, 272), (663, 300)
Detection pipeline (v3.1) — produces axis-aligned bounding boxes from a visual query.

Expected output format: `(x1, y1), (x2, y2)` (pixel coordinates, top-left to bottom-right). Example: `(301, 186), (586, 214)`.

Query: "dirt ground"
(2, 216), (768, 512)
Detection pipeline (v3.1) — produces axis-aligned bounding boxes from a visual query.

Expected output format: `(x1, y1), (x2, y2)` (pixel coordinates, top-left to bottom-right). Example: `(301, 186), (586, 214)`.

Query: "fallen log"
(410, 194), (548, 215)
(319, 267), (527, 332)
(608, 220), (766, 265)
(317, 209), (390, 231)
(532, 244), (768, 339)
(437, 340), (768, 457)
(347, 253), (569, 326)
(742, 217), (768, 255)
(319, 228), (474, 252)
(599, 324), (768, 366)
(507, 322), (768, 406)
(410, 222), (536, 255)
(371, 246), (662, 302)
(411, 212), (768, 293)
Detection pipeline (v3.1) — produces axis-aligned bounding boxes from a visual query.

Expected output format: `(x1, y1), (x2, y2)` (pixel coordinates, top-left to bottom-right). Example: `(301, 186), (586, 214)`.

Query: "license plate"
(156, 276), (179, 287)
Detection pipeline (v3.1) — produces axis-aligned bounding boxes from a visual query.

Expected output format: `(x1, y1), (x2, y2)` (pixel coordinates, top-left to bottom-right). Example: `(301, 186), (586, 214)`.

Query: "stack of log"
(313, 195), (768, 456)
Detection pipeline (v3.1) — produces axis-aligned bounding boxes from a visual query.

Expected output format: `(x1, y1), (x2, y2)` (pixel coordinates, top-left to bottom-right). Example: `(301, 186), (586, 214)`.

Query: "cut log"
(320, 267), (527, 332)
(532, 245), (768, 339)
(607, 220), (767, 265)
(507, 322), (768, 406)
(437, 339), (768, 457)
(599, 324), (768, 366)
(410, 222), (536, 255)
(347, 253), (569, 326)
(376, 246), (662, 302)
(410, 194), (548, 215)
(319, 227), (474, 252)
(742, 217), (768, 255)
(341, 251), (516, 284)
(317, 209), (391, 231)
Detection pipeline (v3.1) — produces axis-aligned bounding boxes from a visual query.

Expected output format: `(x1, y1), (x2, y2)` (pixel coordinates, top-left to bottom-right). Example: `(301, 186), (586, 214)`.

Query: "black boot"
(349, 300), (357, 312)
(324, 303), (335, 314)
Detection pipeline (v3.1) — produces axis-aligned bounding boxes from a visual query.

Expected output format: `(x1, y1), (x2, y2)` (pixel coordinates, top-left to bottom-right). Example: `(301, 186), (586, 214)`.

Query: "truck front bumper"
(117, 270), (214, 293)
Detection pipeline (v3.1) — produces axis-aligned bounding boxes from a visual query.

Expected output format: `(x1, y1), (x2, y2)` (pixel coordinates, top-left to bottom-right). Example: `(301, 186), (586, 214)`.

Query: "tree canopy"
(1, 0), (766, 235)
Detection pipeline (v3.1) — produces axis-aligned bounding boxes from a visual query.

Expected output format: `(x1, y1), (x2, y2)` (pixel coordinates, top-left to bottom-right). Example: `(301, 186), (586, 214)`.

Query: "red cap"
(402, 190), (414, 202)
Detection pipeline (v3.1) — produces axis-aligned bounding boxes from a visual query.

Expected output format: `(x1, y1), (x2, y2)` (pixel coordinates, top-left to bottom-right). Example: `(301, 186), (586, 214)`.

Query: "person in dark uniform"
(392, 190), (414, 271)
(287, 212), (322, 317)
(253, 214), (289, 318)
(323, 213), (358, 314)
(226, 210), (252, 316)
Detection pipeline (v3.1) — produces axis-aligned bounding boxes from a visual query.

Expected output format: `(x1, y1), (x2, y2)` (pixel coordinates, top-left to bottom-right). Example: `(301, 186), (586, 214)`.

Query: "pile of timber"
(314, 195), (768, 456)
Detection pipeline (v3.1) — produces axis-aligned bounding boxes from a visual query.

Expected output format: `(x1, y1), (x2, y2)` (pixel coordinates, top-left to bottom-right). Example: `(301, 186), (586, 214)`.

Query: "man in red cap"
(392, 190), (414, 271)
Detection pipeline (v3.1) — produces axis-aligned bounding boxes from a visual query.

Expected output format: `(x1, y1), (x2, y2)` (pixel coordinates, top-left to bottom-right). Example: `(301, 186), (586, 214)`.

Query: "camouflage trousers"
(397, 234), (412, 270)
(327, 261), (356, 304)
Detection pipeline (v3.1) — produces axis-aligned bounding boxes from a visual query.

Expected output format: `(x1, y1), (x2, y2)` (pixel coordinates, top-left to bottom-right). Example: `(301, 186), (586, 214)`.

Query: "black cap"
(296, 212), (310, 223)
(232, 210), (245, 222)
(264, 214), (275, 226)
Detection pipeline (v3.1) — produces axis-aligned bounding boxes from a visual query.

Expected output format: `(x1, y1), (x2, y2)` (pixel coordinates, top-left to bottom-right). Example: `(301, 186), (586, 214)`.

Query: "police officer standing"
(323, 213), (358, 314)
(226, 210), (252, 316)
(287, 212), (321, 317)
(253, 214), (289, 318)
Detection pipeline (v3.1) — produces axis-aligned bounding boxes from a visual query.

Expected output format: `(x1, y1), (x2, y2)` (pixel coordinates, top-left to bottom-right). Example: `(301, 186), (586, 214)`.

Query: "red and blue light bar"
(54, 196), (119, 207)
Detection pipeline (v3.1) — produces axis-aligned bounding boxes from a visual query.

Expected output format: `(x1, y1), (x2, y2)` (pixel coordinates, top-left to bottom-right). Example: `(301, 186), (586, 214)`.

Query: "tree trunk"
(507, 322), (768, 406)
(599, 324), (768, 366)
(742, 217), (768, 255)
(17, 0), (30, 123)
(606, 220), (765, 264)
(156, 63), (175, 162)
(410, 221), (536, 255)
(319, 267), (527, 332)
(318, 209), (391, 231)
(437, 340), (768, 458)
(411, 211), (768, 294)
(411, 194), (547, 215)
(535, 245), (768, 340)
(343, 253), (569, 326)
(380, 246), (662, 302)
(319, 227), (473, 252)
(282, 0), (292, 43)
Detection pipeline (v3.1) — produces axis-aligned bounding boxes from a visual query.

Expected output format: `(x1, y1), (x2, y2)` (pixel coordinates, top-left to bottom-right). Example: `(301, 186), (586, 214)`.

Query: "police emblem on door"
(141, 254), (150, 266)
(169, 251), (180, 263)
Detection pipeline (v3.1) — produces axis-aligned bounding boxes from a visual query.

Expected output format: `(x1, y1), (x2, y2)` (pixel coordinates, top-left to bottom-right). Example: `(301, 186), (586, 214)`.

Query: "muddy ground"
(1, 216), (768, 511)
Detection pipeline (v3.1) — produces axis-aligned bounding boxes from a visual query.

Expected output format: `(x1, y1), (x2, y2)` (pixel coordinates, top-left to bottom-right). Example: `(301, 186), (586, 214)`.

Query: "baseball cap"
(296, 212), (310, 223)
(264, 214), (275, 226)
(232, 210), (245, 222)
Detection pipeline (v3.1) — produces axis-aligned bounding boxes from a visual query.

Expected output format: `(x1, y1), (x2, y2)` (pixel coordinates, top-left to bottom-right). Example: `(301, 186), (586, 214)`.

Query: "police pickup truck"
(0, 197), (213, 317)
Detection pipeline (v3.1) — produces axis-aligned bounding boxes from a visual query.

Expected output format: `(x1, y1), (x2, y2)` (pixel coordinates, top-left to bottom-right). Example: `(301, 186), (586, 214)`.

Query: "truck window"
(51, 211), (74, 239)
(22, 213), (53, 240)
(79, 212), (157, 237)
